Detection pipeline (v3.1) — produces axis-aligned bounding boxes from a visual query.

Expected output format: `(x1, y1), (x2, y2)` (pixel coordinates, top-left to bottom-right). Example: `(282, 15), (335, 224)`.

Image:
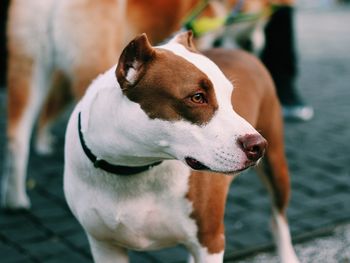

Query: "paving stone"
(0, 241), (30, 263)
(43, 251), (90, 263)
(60, 229), (90, 250)
(31, 205), (69, 220)
(1, 220), (49, 244)
(42, 216), (82, 235)
(0, 211), (30, 227)
(21, 238), (73, 261)
(140, 246), (188, 263)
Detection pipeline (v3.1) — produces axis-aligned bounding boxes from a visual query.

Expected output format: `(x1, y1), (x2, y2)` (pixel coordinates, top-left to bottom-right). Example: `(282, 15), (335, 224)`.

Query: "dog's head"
(115, 31), (266, 174)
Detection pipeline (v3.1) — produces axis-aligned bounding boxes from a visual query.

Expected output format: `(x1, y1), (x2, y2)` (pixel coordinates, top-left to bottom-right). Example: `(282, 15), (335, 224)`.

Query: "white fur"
(272, 210), (300, 263)
(65, 158), (197, 250)
(52, 0), (128, 76)
(188, 245), (225, 263)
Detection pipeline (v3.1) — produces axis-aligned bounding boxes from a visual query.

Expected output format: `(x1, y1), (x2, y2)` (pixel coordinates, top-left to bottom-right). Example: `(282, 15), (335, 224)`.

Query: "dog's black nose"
(238, 134), (267, 162)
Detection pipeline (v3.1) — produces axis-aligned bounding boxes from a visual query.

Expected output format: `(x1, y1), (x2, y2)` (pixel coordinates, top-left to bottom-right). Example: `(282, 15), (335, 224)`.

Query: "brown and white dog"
(3, 0), (298, 261)
(63, 32), (299, 263)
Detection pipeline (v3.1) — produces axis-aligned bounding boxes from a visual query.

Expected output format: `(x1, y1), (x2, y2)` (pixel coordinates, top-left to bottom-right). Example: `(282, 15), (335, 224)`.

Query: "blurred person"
(261, 0), (314, 121)
(0, 0), (9, 87)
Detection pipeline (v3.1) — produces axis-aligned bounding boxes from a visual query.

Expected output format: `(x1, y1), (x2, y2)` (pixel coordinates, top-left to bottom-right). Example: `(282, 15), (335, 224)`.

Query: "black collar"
(78, 112), (162, 176)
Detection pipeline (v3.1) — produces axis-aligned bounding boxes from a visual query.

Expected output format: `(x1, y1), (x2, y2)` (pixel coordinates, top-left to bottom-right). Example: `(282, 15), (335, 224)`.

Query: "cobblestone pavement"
(1, 3), (350, 263)
(238, 223), (350, 263)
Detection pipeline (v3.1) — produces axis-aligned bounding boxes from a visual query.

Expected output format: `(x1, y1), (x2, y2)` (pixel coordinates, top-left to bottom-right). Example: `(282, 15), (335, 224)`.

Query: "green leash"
(183, 1), (281, 38)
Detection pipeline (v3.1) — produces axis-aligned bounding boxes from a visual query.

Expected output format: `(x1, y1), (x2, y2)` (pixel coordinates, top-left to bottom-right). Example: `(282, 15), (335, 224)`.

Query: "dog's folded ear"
(172, 30), (197, 53)
(116, 33), (155, 90)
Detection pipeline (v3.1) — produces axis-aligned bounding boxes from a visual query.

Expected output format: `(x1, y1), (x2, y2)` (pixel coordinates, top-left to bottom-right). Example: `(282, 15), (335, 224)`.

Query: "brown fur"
(187, 171), (232, 253)
(127, 0), (199, 44)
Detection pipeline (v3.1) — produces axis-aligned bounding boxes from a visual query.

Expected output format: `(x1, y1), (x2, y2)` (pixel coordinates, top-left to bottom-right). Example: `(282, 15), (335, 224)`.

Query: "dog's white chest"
(67, 161), (197, 250)
(102, 193), (194, 249)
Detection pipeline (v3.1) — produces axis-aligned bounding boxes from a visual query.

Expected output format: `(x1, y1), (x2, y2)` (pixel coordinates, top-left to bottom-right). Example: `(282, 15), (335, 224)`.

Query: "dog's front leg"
(271, 209), (300, 263)
(88, 235), (129, 263)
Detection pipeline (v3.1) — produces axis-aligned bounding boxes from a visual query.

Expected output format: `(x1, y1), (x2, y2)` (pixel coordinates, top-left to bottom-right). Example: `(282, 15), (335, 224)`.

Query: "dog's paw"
(1, 176), (31, 210)
(35, 130), (56, 155)
(1, 190), (31, 211)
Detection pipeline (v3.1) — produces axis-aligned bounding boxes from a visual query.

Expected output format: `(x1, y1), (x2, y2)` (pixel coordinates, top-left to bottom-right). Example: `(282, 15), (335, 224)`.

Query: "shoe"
(282, 104), (314, 121)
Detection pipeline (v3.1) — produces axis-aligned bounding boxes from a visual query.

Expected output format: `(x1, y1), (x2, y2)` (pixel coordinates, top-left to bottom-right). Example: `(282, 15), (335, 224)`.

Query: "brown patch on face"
(116, 35), (218, 125)
(186, 171), (232, 253)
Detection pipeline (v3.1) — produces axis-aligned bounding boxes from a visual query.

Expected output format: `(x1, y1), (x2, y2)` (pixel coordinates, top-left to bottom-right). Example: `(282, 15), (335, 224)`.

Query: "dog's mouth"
(185, 157), (256, 174)
(185, 157), (210, 171)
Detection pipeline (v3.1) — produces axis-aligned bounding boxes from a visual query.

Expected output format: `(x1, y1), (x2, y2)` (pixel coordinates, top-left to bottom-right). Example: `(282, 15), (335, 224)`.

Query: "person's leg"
(261, 2), (314, 121)
(0, 0), (10, 86)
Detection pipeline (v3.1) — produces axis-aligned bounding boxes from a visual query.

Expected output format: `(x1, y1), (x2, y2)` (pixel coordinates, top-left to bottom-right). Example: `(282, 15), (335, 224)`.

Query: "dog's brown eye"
(191, 93), (206, 104)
